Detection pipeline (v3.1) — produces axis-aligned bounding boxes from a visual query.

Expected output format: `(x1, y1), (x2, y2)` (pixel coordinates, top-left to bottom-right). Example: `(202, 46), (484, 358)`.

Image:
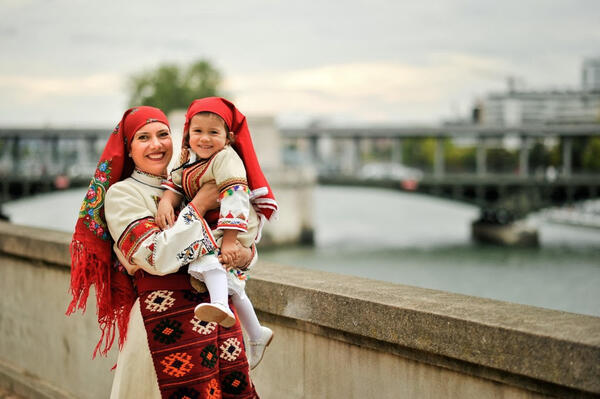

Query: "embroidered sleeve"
(161, 173), (184, 196)
(105, 182), (217, 276)
(212, 147), (251, 233)
(162, 149), (189, 195)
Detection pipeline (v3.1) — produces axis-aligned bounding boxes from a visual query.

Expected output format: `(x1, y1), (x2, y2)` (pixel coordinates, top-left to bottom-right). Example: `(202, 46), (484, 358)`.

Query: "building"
(582, 57), (600, 91)
(474, 58), (600, 126)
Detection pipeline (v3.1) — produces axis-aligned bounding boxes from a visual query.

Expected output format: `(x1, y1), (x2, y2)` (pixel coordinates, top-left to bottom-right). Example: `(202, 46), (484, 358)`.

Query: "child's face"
(188, 113), (229, 159)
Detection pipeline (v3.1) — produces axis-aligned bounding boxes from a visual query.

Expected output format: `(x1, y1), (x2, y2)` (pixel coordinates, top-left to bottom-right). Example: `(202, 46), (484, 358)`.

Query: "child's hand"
(156, 199), (175, 230)
(219, 240), (240, 269)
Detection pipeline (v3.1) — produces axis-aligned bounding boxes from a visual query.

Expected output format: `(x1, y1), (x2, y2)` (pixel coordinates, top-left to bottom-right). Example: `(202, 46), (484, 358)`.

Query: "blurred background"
(1, 0), (599, 316)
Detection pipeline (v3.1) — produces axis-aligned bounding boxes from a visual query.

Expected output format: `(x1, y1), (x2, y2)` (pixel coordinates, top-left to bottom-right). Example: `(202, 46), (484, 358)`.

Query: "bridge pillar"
(391, 138), (403, 164)
(352, 136), (362, 174)
(10, 137), (20, 176)
(476, 136), (487, 176)
(472, 219), (539, 246)
(434, 137), (445, 178)
(562, 137), (572, 177)
(309, 135), (319, 165)
(518, 136), (530, 176)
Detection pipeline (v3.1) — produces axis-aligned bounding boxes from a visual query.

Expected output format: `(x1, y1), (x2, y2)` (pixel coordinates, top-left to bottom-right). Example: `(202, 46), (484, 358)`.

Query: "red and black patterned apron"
(135, 270), (259, 399)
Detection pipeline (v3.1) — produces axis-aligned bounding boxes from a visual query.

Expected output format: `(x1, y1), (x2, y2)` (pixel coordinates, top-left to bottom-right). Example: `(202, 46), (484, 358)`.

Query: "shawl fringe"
(67, 240), (136, 357)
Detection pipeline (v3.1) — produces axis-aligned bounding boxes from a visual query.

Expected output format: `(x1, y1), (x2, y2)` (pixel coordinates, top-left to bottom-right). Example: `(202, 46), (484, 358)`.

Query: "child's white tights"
(231, 293), (262, 341)
(201, 267), (229, 306)
(201, 267), (263, 341)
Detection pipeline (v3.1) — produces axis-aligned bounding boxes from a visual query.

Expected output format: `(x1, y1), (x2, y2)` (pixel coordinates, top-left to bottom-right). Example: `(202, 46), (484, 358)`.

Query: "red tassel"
(67, 240), (135, 358)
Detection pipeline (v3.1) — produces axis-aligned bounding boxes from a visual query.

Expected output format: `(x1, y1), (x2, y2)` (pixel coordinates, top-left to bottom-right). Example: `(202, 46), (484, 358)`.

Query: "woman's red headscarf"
(183, 97), (278, 221)
(67, 106), (169, 357)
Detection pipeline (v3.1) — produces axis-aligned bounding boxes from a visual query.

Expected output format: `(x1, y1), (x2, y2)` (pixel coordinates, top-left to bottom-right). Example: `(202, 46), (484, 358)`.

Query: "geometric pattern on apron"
(135, 271), (260, 399)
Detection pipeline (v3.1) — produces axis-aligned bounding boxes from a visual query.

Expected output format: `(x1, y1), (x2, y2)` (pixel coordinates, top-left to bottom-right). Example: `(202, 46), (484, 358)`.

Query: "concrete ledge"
(0, 359), (75, 399)
(0, 221), (71, 266)
(1, 221), (599, 397)
(249, 269), (600, 397)
(247, 262), (600, 396)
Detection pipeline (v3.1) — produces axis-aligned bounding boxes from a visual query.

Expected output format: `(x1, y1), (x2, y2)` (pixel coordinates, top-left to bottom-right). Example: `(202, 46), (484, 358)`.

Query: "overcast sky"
(1, 0), (599, 127)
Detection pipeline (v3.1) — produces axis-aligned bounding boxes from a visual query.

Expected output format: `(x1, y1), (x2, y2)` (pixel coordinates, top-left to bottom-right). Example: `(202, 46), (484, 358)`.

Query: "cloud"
(0, 73), (123, 102)
(225, 53), (511, 123)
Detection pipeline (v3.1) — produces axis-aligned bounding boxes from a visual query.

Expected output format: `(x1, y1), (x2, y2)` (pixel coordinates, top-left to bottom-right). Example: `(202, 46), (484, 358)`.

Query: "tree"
(128, 59), (222, 115)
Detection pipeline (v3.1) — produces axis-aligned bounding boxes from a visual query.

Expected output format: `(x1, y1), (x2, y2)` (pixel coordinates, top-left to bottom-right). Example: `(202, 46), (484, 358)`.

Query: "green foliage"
(487, 148), (518, 173)
(582, 137), (600, 171)
(128, 59), (222, 115)
(402, 138), (436, 171)
(445, 144), (476, 173)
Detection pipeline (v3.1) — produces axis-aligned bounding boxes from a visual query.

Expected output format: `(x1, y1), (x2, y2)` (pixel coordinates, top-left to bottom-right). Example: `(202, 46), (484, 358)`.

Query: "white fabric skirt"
(187, 254), (247, 299)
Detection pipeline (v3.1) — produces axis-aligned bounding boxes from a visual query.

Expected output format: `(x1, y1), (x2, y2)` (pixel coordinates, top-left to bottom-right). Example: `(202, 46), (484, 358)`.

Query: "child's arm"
(156, 190), (183, 230)
(220, 229), (241, 268)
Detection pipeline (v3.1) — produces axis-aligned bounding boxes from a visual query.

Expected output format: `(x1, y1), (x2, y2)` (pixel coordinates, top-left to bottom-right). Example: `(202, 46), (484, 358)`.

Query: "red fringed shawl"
(66, 106), (170, 357)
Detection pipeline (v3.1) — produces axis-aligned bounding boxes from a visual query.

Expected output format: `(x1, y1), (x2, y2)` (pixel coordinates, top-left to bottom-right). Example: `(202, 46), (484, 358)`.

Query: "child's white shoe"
(194, 302), (236, 328)
(248, 326), (274, 370)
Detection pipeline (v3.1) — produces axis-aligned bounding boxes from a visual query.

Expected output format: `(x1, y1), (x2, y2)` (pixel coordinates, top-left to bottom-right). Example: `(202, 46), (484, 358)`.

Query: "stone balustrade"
(0, 221), (598, 398)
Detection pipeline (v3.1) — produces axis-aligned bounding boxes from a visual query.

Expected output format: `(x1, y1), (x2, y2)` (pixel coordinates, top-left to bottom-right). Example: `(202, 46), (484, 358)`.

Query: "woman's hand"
(219, 241), (253, 270)
(190, 180), (219, 216)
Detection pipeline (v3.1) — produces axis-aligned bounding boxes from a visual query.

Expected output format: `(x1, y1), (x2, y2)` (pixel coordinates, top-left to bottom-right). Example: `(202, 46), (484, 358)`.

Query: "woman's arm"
(105, 181), (220, 276)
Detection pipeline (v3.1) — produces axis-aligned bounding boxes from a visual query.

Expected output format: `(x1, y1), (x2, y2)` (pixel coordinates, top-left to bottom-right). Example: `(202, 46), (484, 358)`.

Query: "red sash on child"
(134, 270), (259, 399)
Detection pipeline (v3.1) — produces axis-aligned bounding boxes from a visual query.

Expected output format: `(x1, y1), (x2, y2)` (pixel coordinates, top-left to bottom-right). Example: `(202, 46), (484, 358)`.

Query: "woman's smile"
(130, 121), (173, 176)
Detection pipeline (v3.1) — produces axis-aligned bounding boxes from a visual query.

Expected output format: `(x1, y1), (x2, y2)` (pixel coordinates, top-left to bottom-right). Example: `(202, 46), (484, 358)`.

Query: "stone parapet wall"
(0, 222), (598, 398)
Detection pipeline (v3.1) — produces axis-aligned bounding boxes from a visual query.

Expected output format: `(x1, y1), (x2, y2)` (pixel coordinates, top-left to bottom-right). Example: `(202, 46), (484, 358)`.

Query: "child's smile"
(188, 113), (229, 159)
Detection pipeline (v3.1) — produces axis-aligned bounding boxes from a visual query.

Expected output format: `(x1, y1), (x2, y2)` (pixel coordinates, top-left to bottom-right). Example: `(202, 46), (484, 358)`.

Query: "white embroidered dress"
(163, 145), (260, 296)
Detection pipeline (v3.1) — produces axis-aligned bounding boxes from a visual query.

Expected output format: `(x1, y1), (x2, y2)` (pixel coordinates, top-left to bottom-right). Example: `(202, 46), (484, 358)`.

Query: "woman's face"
(129, 121), (173, 176)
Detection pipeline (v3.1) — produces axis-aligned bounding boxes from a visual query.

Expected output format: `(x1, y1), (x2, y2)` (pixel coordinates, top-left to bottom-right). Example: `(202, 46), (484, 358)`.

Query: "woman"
(67, 106), (259, 398)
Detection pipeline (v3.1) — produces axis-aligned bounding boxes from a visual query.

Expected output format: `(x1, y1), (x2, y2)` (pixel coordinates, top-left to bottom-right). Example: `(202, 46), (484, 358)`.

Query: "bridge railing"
(0, 221), (599, 398)
(281, 123), (600, 179)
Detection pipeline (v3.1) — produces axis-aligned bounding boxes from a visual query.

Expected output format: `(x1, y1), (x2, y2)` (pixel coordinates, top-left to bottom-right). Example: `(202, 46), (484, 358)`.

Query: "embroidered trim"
(170, 387), (200, 399)
(176, 240), (210, 265)
(218, 178), (249, 194)
(117, 216), (160, 263)
(161, 352), (194, 377)
(200, 344), (218, 369)
(205, 379), (221, 399)
(229, 268), (248, 281)
(135, 168), (166, 179)
(152, 318), (184, 344)
(79, 159), (111, 240)
(145, 290), (176, 313)
(190, 317), (217, 335)
(161, 179), (184, 195)
(217, 212), (248, 232)
(222, 371), (248, 395)
(187, 205), (219, 250)
(181, 158), (213, 200)
(219, 337), (243, 362)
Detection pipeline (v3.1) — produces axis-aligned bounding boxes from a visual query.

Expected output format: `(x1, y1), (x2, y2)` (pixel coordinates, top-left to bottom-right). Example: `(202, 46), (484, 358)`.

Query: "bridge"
(0, 127), (106, 209)
(281, 124), (600, 244)
(2, 124), (599, 243)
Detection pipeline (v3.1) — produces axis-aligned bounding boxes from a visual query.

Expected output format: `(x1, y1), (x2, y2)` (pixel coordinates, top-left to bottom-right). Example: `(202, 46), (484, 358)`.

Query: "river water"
(4, 186), (599, 317)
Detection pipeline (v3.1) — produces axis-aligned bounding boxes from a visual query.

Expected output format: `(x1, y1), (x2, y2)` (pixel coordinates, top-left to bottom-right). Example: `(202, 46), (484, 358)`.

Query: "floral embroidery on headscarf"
(79, 159), (112, 240)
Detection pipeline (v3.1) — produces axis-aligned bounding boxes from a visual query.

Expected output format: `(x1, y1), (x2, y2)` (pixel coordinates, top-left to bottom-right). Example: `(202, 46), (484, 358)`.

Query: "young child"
(157, 97), (277, 369)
